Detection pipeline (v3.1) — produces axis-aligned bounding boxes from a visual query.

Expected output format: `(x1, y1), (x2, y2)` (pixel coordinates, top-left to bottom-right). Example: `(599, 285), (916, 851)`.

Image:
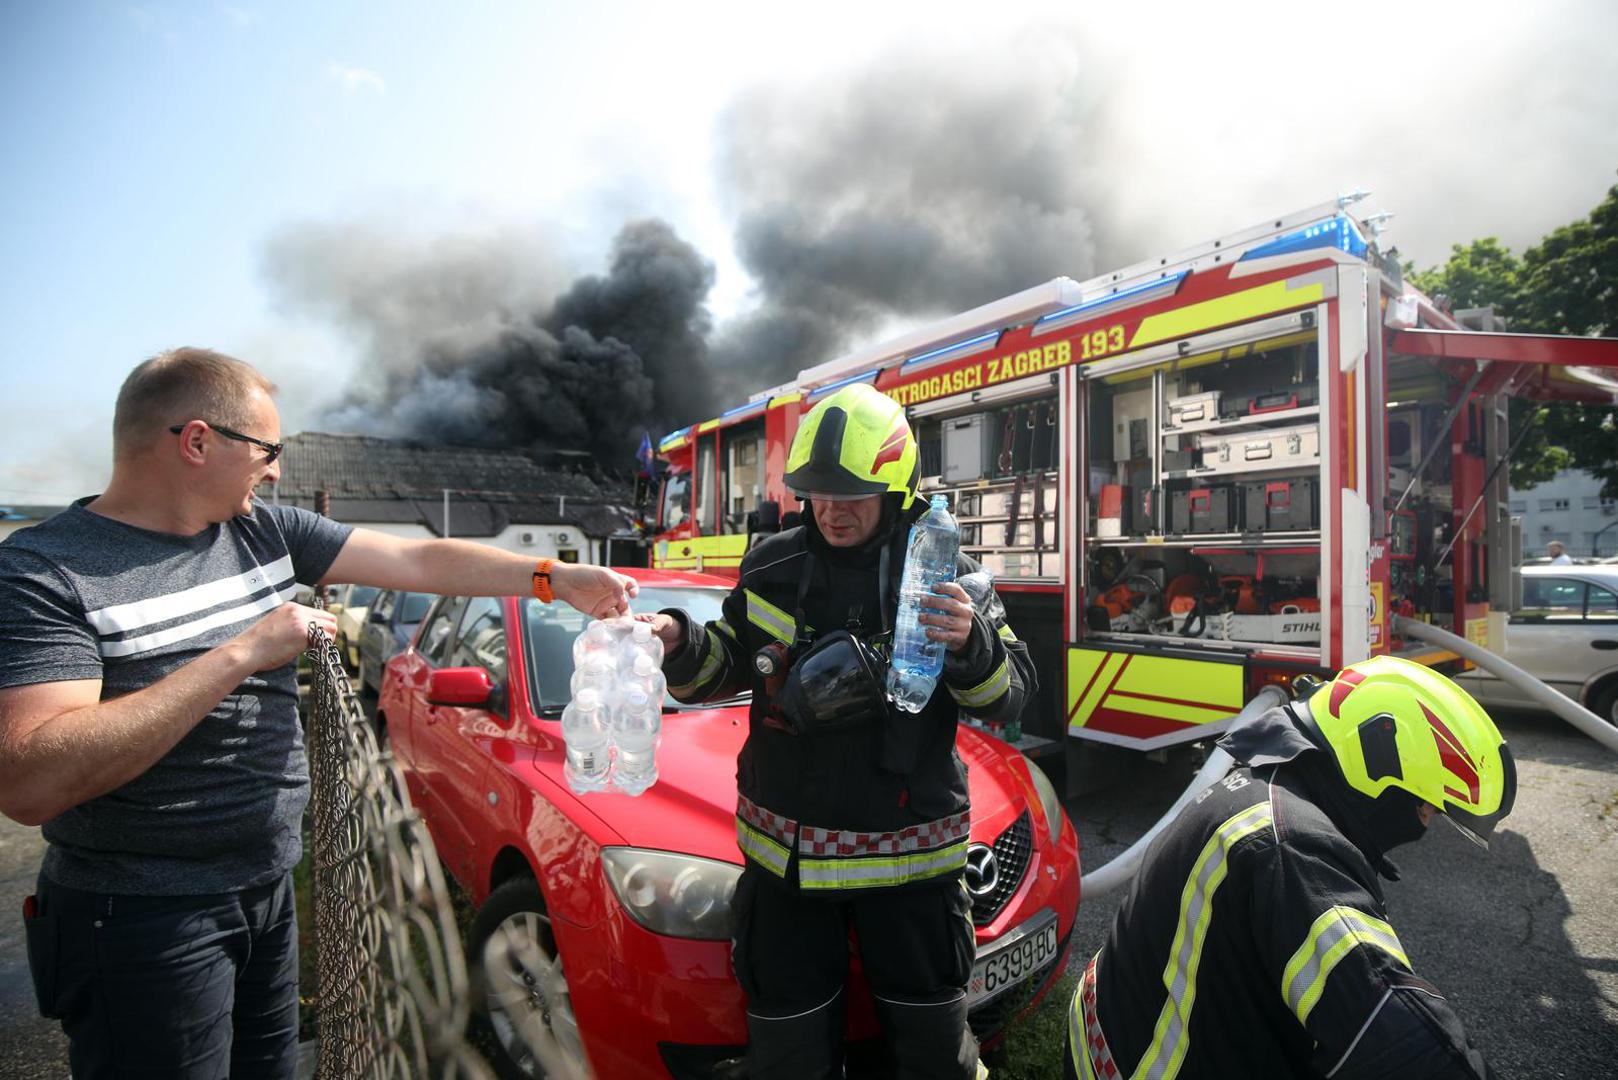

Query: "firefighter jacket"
(662, 516), (1033, 896)
(1068, 754), (1494, 1080)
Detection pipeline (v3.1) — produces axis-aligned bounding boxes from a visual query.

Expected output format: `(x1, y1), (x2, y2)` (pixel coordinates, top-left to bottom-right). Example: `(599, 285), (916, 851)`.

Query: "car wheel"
(467, 876), (592, 1080)
(1590, 681), (1618, 727)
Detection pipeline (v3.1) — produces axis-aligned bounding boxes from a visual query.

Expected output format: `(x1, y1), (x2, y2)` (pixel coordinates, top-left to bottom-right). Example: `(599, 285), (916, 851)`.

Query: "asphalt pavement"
(1, 707), (1614, 1079)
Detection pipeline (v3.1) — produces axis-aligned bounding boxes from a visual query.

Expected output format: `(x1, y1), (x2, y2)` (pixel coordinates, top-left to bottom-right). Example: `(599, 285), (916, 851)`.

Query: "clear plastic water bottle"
(612, 686), (661, 796)
(888, 494), (961, 713)
(626, 620), (665, 667)
(562, 687), (612, 793)
(622, 651), (667, 702)
(570, 650), (619, 703)
(572, 619), (619, 667)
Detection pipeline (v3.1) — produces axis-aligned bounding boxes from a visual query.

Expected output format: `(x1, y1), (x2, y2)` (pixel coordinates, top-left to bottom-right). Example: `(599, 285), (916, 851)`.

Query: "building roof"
(274, 431), (623, 501)
(271, 432), (640, 539)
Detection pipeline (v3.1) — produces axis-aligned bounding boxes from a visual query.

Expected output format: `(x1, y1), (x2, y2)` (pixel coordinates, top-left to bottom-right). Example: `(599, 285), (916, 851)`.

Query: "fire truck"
(649, 194), (1618, 770)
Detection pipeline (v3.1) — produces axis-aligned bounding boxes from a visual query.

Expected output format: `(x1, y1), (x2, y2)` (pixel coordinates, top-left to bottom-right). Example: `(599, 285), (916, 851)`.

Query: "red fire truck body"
(651, 197), (1618, 756)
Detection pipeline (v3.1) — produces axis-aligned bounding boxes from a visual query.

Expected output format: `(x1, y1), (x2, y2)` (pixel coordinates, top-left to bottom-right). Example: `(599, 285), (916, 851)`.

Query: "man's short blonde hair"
(113, 348), (277, 459)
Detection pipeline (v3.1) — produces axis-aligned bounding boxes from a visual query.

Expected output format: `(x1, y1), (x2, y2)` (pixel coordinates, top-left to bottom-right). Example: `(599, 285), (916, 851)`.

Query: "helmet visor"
(1442, 741), (1517, 849)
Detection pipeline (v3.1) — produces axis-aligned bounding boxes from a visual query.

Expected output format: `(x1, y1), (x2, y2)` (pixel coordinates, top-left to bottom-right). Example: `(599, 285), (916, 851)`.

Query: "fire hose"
(1078, 684), (1288, 898)
(1393, 615), (1618, 756)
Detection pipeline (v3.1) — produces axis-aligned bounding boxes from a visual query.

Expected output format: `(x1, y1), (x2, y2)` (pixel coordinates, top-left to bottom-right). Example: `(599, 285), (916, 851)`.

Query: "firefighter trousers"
(731, 866), (982, 1080)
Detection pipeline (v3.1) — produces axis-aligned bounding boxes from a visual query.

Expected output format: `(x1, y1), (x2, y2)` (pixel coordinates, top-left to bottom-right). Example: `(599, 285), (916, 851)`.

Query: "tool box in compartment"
(1241, 478), (1319, 531)
(1195, 421), (1319, 475)
(941, 413), (998, 483)
(1166, 390), (1220, 427)
(1170, 486), (1240, 535)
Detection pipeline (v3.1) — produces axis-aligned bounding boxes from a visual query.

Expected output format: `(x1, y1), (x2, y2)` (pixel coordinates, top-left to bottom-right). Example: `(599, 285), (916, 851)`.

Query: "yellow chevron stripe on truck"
(1067, 646), (1245, 737)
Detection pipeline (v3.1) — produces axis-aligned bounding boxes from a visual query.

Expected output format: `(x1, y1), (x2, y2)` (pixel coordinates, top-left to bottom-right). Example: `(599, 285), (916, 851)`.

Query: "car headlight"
(1023, 753), (1067, 842)
(601, 848), (741, 941)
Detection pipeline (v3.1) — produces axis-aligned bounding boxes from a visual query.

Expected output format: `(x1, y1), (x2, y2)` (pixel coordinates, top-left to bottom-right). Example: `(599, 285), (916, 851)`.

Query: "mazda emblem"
(964, 843), (999, 898)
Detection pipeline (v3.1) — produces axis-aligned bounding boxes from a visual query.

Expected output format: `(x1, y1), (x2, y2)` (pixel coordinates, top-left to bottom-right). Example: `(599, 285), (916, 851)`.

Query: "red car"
(379, 568), (1081, 1079)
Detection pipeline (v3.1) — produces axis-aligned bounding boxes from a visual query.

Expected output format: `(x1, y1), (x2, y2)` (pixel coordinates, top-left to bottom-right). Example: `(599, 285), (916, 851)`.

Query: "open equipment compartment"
(1081, 320), (1325, 659)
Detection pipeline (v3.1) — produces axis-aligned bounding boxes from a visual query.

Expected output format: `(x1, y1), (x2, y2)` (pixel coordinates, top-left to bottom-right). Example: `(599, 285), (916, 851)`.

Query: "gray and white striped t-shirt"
(0, 497), (351, 895)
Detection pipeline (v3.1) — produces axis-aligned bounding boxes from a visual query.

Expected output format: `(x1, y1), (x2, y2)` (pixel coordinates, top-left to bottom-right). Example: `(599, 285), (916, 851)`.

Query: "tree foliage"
(1410, 181), (1618, 496)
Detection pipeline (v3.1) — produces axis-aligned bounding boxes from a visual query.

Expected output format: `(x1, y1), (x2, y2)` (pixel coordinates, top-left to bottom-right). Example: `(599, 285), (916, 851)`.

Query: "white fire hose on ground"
(1078, 684), (1288, 899)
(1393, 615), (1618, 756)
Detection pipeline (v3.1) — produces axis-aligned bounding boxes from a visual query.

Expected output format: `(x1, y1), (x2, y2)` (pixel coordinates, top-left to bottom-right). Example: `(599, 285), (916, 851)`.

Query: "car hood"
(555, 705), (1032, 863)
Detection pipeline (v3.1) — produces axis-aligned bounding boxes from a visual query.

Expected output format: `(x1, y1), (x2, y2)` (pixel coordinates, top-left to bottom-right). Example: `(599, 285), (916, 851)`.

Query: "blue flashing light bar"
(1240, 216), (1368, 263)
(899, 330), (1000, 372)
(1035, 272), (1188, 328)
(806, 369), (879, 400)
(719, 399), (767, 421)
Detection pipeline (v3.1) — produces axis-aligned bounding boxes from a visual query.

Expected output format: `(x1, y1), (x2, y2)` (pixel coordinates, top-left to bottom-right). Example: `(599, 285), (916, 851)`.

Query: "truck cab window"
(662, 472), (691, 530)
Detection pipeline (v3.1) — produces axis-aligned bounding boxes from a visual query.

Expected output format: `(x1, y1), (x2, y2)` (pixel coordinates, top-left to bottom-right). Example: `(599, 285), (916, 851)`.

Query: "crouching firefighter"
(641, 383), (1035, 1080)
(1065, 656), (1514, 1080)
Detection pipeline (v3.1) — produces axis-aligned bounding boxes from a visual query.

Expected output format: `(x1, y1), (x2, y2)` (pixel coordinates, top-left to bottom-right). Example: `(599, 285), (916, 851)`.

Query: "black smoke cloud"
(265, 218), (714, 464)
(708, 31), (1118, 397)
(265, 34), (1120, 452)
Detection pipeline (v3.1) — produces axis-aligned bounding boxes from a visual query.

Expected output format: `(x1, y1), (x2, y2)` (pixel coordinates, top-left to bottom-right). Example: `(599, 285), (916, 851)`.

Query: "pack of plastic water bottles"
(563, 618), (666, 796)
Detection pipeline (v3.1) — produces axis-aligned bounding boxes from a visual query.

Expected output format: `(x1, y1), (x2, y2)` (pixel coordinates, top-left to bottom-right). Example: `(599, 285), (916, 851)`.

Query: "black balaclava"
(1220, 701), (1430, 881)
(1287, 753), (1430, 880)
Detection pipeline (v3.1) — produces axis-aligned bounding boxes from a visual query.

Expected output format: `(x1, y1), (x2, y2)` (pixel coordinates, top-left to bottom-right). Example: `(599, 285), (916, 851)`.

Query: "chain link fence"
(303, 626), (497, 1079)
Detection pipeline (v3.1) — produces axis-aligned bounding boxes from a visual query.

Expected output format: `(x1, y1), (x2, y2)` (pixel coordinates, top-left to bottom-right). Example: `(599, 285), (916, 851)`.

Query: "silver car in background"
(1460, 564), (1618, 725)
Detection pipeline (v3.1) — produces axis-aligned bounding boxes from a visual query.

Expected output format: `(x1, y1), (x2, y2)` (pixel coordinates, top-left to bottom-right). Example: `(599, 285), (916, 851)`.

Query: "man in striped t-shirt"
(0, 347), (638, 1079)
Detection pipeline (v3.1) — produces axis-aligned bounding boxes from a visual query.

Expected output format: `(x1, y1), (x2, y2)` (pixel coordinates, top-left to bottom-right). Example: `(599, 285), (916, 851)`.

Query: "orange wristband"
(531, 558), (556, 603)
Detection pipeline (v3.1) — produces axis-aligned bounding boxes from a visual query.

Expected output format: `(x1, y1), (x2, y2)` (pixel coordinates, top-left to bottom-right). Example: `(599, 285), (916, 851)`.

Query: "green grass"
(987, 970), (1078, 1080)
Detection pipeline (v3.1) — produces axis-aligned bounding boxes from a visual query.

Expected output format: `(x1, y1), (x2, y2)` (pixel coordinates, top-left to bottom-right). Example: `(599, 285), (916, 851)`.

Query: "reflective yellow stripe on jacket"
(796, 812), (971, 891)
(1132, 801), (1274, 1080)
(744, 589), (796, 644)
(950, 657), (1011, 710)
(1281, 906), (1409, 1023)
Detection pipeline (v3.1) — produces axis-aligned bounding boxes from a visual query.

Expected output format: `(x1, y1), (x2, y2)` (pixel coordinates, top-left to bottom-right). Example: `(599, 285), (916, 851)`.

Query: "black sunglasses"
(169, 422), (284, 464)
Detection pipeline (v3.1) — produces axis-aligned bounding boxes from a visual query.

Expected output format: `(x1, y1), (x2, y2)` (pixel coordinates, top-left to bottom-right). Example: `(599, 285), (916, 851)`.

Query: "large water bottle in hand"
(887, 494), (960, 713)
(562, 687), (613, 793)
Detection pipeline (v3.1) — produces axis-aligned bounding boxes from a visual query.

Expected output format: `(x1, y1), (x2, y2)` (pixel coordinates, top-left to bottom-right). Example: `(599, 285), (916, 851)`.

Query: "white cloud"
(328, 63), (386, 96)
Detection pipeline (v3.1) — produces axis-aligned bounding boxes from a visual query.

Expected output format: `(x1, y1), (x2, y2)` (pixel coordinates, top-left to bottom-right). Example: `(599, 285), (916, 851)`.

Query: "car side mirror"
(428, 667), (494, 707)
(369, 609), (387, 624)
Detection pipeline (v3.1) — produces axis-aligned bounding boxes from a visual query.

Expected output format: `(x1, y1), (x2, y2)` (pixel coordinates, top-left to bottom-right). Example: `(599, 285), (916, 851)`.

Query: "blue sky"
(2, 1), (1615, 501)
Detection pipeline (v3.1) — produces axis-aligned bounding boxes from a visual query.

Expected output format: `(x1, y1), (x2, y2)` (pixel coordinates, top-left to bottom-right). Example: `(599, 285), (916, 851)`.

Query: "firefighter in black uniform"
(1065, 656), (1515, 1079)
(643, 383), (1035, 1080)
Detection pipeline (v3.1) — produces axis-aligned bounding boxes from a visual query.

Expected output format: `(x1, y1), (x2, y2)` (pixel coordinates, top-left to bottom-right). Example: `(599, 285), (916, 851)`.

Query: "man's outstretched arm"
(320, 528), (638, 619)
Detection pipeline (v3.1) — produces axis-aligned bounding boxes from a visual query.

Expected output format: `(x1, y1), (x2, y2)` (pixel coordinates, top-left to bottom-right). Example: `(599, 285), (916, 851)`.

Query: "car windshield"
(520, 586), (741, 714)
